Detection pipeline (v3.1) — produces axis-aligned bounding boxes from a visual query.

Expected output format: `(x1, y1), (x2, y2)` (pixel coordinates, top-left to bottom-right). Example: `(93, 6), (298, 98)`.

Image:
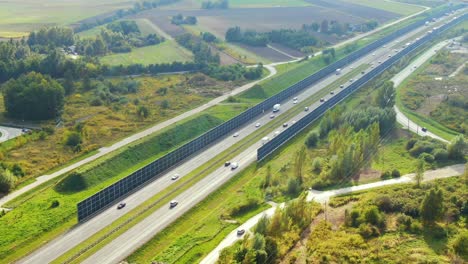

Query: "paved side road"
(0, 126), (23, 143)
(201, 163), (465, 264)
(391, 39), (453, 143)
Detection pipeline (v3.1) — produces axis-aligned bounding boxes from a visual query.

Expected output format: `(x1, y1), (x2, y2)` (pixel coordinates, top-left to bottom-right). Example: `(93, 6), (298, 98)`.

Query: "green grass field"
(0, 0), (135, 38)
(99, 40), (193, 65)
(77, 19), (158, 38)
(343, 0), (425, 15)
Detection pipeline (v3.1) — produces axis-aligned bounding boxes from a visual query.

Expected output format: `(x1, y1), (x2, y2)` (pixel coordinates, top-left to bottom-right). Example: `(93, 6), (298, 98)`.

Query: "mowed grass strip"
(0, 114), (225, 263)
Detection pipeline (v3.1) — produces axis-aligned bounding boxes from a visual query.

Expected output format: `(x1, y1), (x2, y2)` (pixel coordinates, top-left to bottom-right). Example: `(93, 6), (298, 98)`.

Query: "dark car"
(421, 127), (428, 132)
(224, 161), (231, 167)
(340, 85), (344, 88)
(330, 91), (334, 95)
(117, 202), (126, 209)
(170, 200), (178, 208)
(283, 123), (288, 128)
(237, 229), (246, 236)
(320, 98), (325, 102)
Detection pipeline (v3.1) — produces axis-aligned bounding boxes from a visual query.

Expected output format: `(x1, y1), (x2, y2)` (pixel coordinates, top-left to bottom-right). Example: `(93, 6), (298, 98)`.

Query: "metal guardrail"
(77, 5), (463, 222)
(257, 12), (467, 161)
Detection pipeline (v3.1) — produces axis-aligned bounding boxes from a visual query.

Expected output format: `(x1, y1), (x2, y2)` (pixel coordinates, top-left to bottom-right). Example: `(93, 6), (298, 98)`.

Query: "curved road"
(0, 7), (429, 208)
(201, 163), (465, 264)
(391, 39), (455, 143)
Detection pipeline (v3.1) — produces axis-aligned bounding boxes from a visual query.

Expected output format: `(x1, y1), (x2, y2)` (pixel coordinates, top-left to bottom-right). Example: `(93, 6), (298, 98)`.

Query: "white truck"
(273, 104), (281, 112)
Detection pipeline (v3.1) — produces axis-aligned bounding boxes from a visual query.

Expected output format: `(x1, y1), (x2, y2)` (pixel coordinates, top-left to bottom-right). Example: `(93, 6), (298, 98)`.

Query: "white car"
(171, 174), (179, 180)
(170, 200), (178, 208)
(255, 122), (261, 128)
(270, 114), (275, 119)
(231, 162), (239, 170)
(233, 132), (239, 137)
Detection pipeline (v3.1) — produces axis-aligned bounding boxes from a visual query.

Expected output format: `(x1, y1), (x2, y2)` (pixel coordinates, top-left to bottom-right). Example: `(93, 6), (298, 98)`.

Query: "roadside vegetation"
(282, 175), (467, 263)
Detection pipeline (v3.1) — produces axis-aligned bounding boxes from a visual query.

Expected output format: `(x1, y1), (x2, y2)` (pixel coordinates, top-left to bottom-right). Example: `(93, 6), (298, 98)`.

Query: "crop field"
(0, 0), (136, 38)
(173, 0), (312, 9)
(342, 0), (426, 16)
(100, 40), (193, 65)
(138, 5), (398, 38)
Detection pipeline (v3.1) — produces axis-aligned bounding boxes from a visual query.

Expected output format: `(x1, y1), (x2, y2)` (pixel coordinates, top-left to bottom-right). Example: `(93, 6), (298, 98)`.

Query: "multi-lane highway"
(19, 9), (464, 264)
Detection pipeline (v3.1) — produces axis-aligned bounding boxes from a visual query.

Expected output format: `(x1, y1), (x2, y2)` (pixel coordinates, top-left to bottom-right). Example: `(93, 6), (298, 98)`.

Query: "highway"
(18, 10), (463, 264)
(0, 5), (431, 208)
(201, 163), (465, 264)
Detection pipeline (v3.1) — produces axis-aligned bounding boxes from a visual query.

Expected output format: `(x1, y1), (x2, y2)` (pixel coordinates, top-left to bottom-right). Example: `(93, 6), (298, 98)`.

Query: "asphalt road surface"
(0, 126), (23, 143)
(18, 10), (463, 264)
(202, 163), (465, 264)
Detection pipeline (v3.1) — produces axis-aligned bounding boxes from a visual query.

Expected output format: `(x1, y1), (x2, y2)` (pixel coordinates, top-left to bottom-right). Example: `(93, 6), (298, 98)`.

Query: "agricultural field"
(100, 40), (193, 65)
(0, 0), (136, 38)
(398, 46), (468, 136)
(137, 2), (400, 62)
(342, 0), (426, 15)
(171, 0), (312, 9)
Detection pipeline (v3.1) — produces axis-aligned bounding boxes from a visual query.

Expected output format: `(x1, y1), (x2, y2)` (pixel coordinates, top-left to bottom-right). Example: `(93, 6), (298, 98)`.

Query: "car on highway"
(270, 114), (275, 119)
(383, 45), (387, 48)
(233, 132), (239, 137)
(283, 123), (289, 128)
(330, 91), (334, 95)
(293, 100), (298, 104)
(117, 202), (126, 209)
(388, 55), (392, 58)
(361, 71), (365, 74)
(170, 200), (178, 208)
(292, 120), (296, 124)
(274, 131), (280, 137)
(237, 229), (246, 236)
(171, 174), (180, 180)
(372, 53), (376, 56)
(350, 66), (354, 70)
(231, 162), (239, 170)
(293, 97), (298, 101)
(378, 61), (382, 64)
(340, 85), (344, 88)
(304, 106), (309, 111)
(349, 79), (354, 82)
(255, 122), (261, 127)
(224, 161), (231, 167)
(320, 98), (325, 102)
(421, 127), (428, 132)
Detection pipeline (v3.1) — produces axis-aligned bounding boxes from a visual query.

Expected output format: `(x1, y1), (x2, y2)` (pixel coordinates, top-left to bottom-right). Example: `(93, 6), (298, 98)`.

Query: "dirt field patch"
(236, 44), (292, 62)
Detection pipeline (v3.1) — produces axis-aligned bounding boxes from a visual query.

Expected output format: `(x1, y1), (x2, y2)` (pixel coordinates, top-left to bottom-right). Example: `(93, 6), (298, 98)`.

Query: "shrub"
(433, 148), (448, 161)
(161, 100), (170, 109)
(406, 138), (418, 150)
(90, 97), (103, 106)
(453, 232), (468, 260)
(0, 169), (16, 193)
(312, 157), (322, 172)
(49, 200), (60, 208)
(409, 221), (423, 234)
(64, 131), (82, 147)
(305, 131), (320, 148)
(380, 171), (391, 180)
(391, 169), (401, 178)
(375, 195), (393, 212)
(396, 214), (413, 231)
(419, 153), (435, 163)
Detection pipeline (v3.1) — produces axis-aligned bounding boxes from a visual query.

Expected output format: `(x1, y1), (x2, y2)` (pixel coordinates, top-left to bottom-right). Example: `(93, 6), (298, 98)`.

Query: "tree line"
(171, 14), (197, 25)
(201, 0), (229, 9)
(76, 20), (164, 56)
(225, 27), (320, 52)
